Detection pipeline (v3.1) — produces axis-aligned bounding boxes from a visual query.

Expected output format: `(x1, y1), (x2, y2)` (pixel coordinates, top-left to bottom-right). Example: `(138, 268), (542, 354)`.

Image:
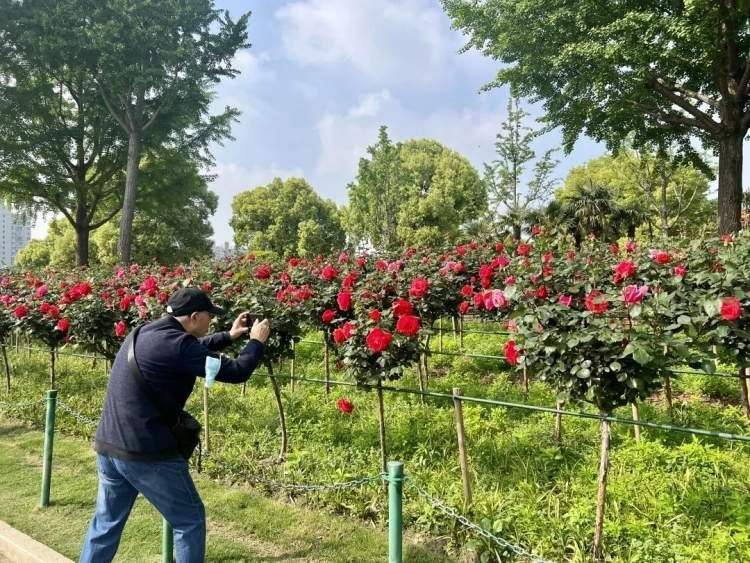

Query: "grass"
(0, 418), (446, 562)
(2, 327), (750, 561)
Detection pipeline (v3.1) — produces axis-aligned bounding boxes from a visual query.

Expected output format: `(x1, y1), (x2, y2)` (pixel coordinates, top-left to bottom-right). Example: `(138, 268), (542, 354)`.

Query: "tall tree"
(346, 128), (486, 249)
(346, 126), (406, 250)
(231, 177), (345, 258)
(483, 98), (557, 240)
(443, 0), (750, 234)
(0, 0), (127, 266)
(81, 0), (249, 263)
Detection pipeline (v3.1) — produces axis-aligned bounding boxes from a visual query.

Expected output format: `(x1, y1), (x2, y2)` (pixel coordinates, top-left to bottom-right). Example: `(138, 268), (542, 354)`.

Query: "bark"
(118, 130), (142, 264)
(593, 414), (611, 562)
(717, 133), (743, 235)
(267, 362), (287, 462)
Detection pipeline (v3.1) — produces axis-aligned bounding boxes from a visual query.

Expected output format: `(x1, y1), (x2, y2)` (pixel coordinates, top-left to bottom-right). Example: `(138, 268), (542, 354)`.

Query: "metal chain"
(57, 401), (99, 428)
(406, 477), (552, 563)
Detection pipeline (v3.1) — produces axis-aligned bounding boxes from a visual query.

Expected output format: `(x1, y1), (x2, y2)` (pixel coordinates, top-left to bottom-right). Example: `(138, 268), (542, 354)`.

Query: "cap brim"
(209, 304), (225, 316)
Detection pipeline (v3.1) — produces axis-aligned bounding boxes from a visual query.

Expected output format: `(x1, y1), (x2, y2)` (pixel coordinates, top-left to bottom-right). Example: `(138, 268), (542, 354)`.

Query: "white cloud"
(231, 50), (275, 84)
(208, 161), (305, 245)
(275, 0), (464, 86)
(314, 90), (507, 200)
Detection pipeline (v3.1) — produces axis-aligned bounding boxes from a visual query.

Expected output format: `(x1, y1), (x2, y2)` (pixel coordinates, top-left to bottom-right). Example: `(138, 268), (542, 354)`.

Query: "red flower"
(114, 321), (127, 339)
(392, 299), (413, 318)
(531, 225), (542, 236)
(332, 321), (355, 344)
(55, 318), (70, 333)
(201, 282), (213, 293)
(516, 243), (531, 256)
(494, 242), (505, 253)
(254, 264), (272, 279)
(613, 260), (637, 284)
(721, 296), (742, 321)
(336, 291), (352, 311)
(408, 278), (429, 298)
(321, 264), (338, 281)
(375, 260), (387, 271)
(558, 294), (573, 307)
(504, 340), (520, 365)
(458, 301), (471, 315)
(395, 315), (420, 337)
(460, 284), (473, 297)
(649, 249), (672, 265)
(673, 264), (687, 278)
(366, 328), (392, 353)
(356, 257), (367, 268)
(585, 290), (609, 315)
(288, 257), (300, 267)
(321, 309), (336, 324)
(535, 285), (548, 300)
(369, 310), (382, 322)
(342, 272), (358, 289)
(13, 305), (28, 319)
(609, 243), (619, 255)
(622, 284), (649, 305)
(119, 294), (135, 312)
(625, 240), (636, 253)
(336, 398), (354, 414)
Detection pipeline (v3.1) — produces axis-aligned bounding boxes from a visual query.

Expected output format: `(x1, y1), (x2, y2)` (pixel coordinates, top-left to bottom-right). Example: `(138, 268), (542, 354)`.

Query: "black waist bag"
(127, 326), (201, 460)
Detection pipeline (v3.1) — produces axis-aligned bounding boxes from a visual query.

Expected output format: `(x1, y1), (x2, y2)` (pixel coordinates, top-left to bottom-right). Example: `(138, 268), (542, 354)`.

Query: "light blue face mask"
(205, 355), (221, 388)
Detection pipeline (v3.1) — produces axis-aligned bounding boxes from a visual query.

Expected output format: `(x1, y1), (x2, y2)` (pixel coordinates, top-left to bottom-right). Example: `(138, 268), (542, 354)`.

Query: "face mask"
(205, 355), (221, 388)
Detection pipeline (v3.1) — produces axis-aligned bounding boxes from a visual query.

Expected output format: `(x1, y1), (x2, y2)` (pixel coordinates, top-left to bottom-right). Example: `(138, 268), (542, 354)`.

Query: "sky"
(34, 0), (732, 245)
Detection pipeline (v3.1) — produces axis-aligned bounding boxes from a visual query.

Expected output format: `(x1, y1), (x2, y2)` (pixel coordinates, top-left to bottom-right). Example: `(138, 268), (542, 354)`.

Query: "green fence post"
(162, 518), (174, 563)
(387, 461), (404, 563)
(40, 389), (57, 508)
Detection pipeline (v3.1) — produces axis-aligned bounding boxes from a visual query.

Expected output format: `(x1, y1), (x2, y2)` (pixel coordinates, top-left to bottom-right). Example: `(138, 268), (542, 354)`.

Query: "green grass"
(0, 417), (447, 562)
(2, 332), (750, 562)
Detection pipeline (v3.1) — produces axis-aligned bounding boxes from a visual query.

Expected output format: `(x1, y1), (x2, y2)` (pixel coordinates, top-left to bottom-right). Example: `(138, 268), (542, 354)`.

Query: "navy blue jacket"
(94, 315), (264, 460)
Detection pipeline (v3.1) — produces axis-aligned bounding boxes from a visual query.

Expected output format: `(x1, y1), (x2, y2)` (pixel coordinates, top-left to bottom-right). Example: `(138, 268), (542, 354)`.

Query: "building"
(0, 205), (31, 267)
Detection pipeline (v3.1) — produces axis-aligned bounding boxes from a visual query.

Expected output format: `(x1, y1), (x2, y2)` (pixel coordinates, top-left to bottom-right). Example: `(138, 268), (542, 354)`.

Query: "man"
(79, 287), (270, 563)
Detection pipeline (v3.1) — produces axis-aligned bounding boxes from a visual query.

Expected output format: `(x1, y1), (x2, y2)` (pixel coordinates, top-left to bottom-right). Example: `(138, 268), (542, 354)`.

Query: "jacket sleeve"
(180, 337), (265, 384)
(198, 331), (232, 352)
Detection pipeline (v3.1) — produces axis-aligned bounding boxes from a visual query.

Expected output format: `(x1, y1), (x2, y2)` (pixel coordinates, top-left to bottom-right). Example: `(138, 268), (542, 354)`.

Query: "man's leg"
(79, 454), (139, 563)
(113, 457), (206, 563)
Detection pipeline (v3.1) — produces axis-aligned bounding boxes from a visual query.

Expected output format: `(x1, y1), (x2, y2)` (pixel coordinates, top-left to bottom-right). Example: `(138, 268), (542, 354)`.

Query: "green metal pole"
(162, 518), (174, 563)
(387, 461), (404, 563)
(40, 389), (57, 508)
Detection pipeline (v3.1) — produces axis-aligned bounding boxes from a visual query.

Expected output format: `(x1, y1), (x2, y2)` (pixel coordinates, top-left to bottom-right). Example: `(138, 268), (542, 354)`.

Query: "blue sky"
(200, 0), (608, 246)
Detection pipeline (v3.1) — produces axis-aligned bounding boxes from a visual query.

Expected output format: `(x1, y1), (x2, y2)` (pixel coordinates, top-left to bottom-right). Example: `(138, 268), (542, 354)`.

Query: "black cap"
(166, 288), (225, 317)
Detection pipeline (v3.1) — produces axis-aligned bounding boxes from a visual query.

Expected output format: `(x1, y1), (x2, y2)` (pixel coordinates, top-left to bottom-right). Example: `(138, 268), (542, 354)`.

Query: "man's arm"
(182, 338), (265, 383)
(198, 331), (232, 351)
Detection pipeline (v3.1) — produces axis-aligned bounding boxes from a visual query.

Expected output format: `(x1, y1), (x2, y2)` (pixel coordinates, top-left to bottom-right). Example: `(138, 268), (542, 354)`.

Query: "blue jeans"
(79, 454), (205, 563)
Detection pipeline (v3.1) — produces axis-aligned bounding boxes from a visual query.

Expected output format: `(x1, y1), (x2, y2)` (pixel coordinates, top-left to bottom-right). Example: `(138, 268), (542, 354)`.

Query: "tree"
(79, 0), (250, 263)
(231, 177), (345, 258)
(558, 151), (715, 238)
(443, 0), (750, 234)
(20, 151), (218, 267)
(346, 126), (406, 250)
(0, 0), (127, 266)
(396, 139), (486, 247)
(483, 98), (557, 239)
(15, 240), (52, 270)
(346, 127), (486, 249)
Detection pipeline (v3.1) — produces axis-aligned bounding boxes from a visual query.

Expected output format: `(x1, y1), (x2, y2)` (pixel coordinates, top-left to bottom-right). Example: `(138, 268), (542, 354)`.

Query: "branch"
(652, 76), (720, 109)
(89, 204), (121, 230)
(97, 82), (130, 133)
(649, 76), (720, 133)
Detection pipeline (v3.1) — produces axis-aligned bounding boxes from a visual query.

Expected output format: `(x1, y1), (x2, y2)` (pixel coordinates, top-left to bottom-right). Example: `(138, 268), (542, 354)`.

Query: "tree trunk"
(267, 362), (287, 463)
(2, 343), (10, 392)
(739, 366), (750, 422)
(376, 380), (387, 475)
(663, 375), (673, 418)
(717, 133), (743, 235)
(118, 130), (143, 265)
(49, 348), (56, 389)
(75, 210), (90, 267)
(512, 223), (521, 241)
(323, 336), (331, 395)
(592, 413), (611, 562)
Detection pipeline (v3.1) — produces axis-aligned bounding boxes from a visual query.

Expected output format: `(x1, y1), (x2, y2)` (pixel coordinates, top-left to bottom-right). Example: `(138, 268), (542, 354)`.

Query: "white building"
(0, 206), (31, 266)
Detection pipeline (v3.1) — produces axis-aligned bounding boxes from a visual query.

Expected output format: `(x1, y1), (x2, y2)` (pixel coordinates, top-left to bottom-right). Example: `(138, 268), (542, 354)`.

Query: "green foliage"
(484, 97), (557, 238)
(346, 126), (486, 250)
(231, 177), (345, 258)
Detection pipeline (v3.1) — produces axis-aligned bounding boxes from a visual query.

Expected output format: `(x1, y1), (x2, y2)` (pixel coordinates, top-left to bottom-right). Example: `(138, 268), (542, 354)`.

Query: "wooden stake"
(631, 402), (641, 442)
(592, 414), (611, 562)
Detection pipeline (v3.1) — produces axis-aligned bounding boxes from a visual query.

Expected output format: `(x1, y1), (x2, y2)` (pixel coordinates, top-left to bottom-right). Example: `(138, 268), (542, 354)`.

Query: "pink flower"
(622, 284), (649, 305)
(35, 284), (48, 298)
(721, 296), (742, 321)
(649, 249), (672, 265)
(115, 321), (128, 338)
(491, 289), (507, 308)
(613, 260), (637, 284)
(558, 294), (573, 307)
(673, 264), (687, 278)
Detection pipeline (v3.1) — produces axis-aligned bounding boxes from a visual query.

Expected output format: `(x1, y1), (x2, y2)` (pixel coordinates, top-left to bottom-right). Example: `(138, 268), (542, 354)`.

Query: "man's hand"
(249, 318), (271, 344)
(229, 312), (251, 341)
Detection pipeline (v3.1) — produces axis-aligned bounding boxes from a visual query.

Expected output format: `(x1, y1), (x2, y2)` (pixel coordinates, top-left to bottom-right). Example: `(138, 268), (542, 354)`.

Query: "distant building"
(0, 205), (31, 266)
(212, 242), (235, 259)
